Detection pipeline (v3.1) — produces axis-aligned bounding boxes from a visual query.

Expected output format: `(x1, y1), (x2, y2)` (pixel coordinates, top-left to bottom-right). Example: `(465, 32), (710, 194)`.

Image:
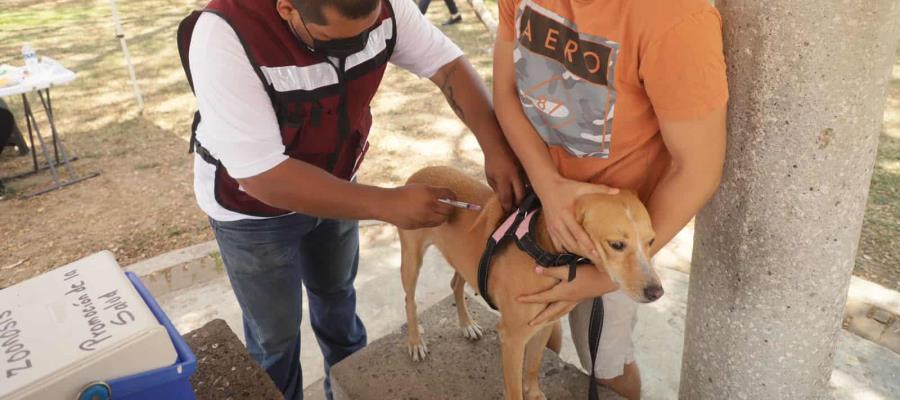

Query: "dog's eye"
(608, 241), (626, 251)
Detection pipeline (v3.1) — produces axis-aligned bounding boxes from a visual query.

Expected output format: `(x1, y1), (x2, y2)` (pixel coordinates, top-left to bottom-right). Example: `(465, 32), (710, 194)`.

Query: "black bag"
(0, 98), (27, 157)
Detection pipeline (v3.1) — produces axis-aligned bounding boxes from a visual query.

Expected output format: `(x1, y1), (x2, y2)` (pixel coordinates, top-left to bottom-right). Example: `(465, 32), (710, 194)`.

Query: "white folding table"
(0, 58), (99, 197)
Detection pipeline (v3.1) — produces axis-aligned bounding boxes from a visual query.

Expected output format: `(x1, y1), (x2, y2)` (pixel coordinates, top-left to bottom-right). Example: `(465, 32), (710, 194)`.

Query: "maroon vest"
(177, 0), (396, 217)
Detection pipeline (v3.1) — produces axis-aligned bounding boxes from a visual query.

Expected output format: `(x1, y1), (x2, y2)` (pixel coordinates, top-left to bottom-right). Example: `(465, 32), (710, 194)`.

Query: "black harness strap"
(475, 191), (606, 400)
(476, 192), (541, 309)
(475, 239), (500, 308)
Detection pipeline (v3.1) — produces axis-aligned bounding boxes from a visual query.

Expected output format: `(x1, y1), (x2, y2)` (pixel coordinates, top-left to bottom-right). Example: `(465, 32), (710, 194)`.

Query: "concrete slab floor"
(155, 225), (900, 399)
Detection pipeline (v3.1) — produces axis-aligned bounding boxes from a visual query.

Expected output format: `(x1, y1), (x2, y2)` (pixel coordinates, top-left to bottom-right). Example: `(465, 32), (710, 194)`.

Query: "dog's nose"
(643, 285), (664, 302)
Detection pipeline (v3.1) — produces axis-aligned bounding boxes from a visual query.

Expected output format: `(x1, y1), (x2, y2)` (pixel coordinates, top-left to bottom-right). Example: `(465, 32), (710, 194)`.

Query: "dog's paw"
(407, 339), (429, 362)
(461, 322), (483, 341)
(525, 388), (547, 400)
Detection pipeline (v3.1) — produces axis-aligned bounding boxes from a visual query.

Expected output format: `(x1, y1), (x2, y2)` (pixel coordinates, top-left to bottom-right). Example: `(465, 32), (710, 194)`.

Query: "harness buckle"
(552, 253), (575, 266)
(536, 253), (555, 267)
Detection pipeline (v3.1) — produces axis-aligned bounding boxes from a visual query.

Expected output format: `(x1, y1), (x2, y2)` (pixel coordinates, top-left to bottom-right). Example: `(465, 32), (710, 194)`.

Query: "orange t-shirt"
(499, 0), (728, 202)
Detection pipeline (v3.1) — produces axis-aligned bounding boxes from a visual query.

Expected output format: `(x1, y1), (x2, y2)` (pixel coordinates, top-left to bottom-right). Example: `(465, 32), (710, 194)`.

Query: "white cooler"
(0, 251), (179, 399)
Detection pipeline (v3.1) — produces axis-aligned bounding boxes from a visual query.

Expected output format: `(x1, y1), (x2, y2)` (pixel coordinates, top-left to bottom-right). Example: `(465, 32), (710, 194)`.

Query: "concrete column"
(679, 1), (899, 399)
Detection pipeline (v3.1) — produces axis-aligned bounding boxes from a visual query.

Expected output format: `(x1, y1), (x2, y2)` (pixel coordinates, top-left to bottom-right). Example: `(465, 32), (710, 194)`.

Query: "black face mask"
(292, 11), (370, 59)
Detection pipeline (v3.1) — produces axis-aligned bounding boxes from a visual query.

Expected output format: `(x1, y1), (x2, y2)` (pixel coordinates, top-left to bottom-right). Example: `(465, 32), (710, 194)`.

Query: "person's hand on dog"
(518, 265), (619, 326)
(536, 177), (618, 256)
(483, 142), (527, 212)
(382, 184), (458, 229)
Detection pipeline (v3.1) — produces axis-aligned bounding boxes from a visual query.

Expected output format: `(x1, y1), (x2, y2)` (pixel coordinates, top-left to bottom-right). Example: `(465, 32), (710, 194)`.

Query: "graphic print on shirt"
(514, 0), (619, 158)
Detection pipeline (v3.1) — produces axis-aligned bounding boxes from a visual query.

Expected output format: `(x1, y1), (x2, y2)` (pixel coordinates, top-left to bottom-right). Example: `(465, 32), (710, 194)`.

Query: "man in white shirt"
(178, 0), (524, 398)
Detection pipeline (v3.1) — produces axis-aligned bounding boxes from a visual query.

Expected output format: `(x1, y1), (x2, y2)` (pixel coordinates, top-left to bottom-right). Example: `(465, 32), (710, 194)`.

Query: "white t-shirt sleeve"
(189, 13), (288, 179)
(388, 0), (464, 78)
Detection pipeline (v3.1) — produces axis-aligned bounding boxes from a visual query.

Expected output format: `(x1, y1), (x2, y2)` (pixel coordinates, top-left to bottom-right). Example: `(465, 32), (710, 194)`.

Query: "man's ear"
(275, 0), (295, 21)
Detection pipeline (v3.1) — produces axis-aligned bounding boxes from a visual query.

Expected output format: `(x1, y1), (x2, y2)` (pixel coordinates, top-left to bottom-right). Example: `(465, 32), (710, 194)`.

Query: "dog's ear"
(573, 195), (593, 227)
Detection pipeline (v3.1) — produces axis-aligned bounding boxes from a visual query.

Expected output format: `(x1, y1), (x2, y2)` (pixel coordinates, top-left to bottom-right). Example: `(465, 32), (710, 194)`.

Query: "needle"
(438, 198), (483, 211)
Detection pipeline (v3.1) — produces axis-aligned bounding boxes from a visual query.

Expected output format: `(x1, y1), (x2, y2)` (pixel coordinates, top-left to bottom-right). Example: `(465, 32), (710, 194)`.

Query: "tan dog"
(399, 166), (662, 400)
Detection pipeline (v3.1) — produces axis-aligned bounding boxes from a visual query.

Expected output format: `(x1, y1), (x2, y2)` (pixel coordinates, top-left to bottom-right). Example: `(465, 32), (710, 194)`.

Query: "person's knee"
(598, 362), (641, 400)
(305, 278), (356, 301)
(249, 319), (301, 358)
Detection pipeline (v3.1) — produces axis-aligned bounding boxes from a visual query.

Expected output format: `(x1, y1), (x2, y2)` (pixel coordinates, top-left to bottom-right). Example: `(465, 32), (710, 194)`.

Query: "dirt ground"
(0, 1), (898, 290)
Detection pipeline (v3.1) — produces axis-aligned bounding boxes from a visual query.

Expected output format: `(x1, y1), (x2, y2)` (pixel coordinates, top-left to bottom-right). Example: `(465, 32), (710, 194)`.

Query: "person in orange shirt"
(493, 0), (728, 398)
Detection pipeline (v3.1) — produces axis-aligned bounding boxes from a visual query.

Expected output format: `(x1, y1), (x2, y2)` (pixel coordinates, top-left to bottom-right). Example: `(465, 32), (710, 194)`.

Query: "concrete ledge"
(125, 240), (222, 297)
(331, 295), (622, 400)
(849, 276), (900, 316)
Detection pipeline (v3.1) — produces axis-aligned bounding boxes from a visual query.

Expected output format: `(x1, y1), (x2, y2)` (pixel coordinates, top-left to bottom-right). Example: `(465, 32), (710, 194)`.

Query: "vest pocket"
(288, 104), (340, 155)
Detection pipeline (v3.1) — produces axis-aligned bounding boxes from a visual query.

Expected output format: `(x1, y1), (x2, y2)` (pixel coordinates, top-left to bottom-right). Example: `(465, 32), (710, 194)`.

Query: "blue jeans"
(210, 213), (367, 400)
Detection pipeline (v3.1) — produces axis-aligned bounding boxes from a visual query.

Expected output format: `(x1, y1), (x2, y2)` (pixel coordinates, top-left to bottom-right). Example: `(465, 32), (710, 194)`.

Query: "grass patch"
(166, 226), (187, 237)
(0, 5), (103, 29)
(135, 161), (160, 171)
(209, 251), (224, 272)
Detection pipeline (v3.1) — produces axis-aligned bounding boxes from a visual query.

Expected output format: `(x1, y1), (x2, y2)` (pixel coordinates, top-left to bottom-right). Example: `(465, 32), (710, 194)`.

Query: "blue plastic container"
(80, 272), (198, 400)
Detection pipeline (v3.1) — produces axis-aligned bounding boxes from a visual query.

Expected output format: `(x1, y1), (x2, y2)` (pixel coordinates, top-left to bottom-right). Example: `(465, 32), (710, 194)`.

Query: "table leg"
(49, 94), (59, 163)
(38, 89), (76, 179)
(4, 91), (100, 196)
(22, 94), (38, 172)
(22, 93), (61, 186)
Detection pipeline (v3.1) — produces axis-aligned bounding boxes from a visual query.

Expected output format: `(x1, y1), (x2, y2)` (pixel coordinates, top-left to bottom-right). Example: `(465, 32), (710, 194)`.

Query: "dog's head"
(575, 191), (663, 303)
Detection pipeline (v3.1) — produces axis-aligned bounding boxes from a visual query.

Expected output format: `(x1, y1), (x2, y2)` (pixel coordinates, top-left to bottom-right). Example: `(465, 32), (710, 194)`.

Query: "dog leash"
(587, 297), (604, 400)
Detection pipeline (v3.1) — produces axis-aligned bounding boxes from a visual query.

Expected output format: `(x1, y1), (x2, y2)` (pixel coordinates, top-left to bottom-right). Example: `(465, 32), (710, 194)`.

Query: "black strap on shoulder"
(587, 297), (605, 400)
(177, 11), (204, 155)
(193, 139), (220, 166)
(383, 0), (398, 58)
(189, 111), (201, 156)
(176, 11), (202, 94)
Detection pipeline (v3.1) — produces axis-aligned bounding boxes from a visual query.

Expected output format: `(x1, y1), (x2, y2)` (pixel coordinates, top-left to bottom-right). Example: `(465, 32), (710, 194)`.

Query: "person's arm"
(388, 0), (524, 210)
(646, 108), (726, 255)
(238, 160), (456, 229)
(429, 57), (525, 210)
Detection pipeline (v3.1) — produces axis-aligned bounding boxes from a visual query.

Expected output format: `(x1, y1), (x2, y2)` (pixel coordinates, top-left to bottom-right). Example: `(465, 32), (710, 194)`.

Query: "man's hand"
(378, 184), (457, 230)
(518, 265), (618, 326)
(537, 177), (618, 256)
(484, 142), (526, 212)
(429, 57), (526, 211)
